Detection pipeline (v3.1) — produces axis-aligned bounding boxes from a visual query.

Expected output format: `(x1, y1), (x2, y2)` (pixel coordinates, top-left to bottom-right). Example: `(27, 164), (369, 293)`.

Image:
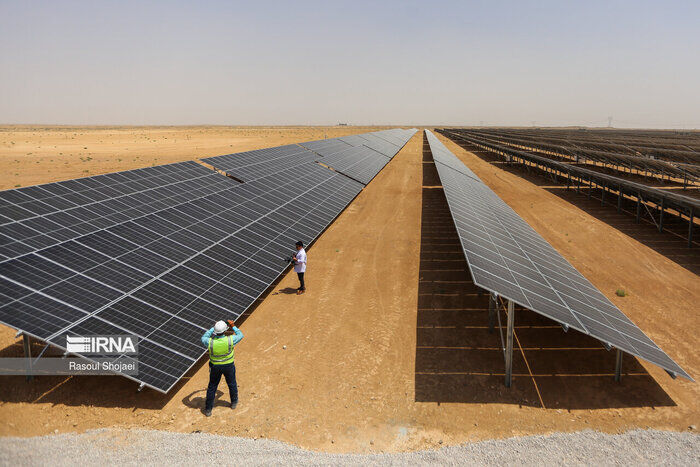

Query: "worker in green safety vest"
(201, 319), (244, 417)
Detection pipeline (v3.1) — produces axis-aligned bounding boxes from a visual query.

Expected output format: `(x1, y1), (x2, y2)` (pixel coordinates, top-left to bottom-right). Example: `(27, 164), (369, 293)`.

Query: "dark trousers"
(205, 361), (237, 411)
(297, 272), (305, 290)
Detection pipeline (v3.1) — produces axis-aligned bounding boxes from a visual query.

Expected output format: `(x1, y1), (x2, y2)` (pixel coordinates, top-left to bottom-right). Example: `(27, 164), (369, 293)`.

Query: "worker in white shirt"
(292, 240), (307, 295)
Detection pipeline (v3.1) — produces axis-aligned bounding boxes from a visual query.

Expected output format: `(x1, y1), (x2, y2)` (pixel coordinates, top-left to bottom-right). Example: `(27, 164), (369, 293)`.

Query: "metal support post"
(636, 196), (642, 223)
(588, 178), (592, 199)
(23, 334), (33, 382)
(689, 207), (694, 248)
(617, 188), (622, 212)
(488, 293), (496, 333)
(659, 198), (665, 232)
(614, 349), (623, 382)
(505, 300), (515, 388)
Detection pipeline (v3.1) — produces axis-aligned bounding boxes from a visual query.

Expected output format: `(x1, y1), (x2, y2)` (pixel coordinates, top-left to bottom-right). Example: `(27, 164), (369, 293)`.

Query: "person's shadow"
(182, 389), (230, 414)
(274, 287), (299, 295)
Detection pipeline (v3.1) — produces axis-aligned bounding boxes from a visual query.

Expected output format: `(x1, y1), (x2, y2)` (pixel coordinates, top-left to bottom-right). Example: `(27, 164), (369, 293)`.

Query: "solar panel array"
(0, 129), (416, 392)
(425, 130), (690, 380)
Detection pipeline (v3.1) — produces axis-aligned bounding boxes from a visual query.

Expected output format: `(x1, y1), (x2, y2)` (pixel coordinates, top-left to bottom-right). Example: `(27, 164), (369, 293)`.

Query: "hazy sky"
(1, 1), (698, 127)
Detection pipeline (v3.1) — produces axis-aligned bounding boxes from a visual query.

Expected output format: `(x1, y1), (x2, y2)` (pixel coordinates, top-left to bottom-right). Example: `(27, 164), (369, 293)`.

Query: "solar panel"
(373, 129), (408, 147)
(201, 144), (319, 182)
(338, 134), (369, 147)
(202, 130), (417, 184)
(316, 146), (393, 185)
(299, 138), (353, 157)
(425, 130), (691, 380)
(299, 129), (416, 184)
(354, 134), (399, 158)
(0, 161), (237, 262)
(336, 129), (416, 152)
(299, 128), (418, 162)
(0, 161), (363, 392)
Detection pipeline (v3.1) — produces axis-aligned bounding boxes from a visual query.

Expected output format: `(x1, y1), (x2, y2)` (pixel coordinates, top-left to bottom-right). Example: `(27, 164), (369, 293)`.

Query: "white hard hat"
(214, 321), (228, 335)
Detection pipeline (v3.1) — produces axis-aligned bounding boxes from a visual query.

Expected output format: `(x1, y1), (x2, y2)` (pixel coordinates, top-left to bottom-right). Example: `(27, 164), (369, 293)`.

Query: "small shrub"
(616, 289), (626, 297)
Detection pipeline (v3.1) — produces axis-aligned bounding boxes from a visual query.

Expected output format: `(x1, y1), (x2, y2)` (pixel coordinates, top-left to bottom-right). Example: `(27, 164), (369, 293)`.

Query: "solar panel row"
(201, 144), (318, 182)
(317, 146), (392, 185)
(356, 135), (400, 157)
(424, 130), (690, 380)
(299, 138), (353, 157)
(299, 128), (418, 185)
(201, 129), (417, 185)
(0, 128), (415, 392)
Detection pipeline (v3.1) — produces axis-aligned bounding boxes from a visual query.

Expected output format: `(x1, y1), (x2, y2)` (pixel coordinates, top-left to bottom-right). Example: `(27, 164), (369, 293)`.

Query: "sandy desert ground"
(0, 126), (697, 453)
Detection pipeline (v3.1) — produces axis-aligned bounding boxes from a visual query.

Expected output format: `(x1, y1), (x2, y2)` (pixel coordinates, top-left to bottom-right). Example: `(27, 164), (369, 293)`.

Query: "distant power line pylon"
(607, 116), (613, 128)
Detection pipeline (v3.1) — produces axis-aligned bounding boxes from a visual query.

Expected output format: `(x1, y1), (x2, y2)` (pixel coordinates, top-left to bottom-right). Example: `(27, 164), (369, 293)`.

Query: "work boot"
(296, 289), (302, 295)
(231, 401), (238, 410)
(204, 409), (212, 417)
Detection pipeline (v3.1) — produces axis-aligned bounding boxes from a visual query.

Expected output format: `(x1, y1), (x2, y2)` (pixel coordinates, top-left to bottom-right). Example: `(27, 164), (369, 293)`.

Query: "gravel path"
(1, 428), (698, 465)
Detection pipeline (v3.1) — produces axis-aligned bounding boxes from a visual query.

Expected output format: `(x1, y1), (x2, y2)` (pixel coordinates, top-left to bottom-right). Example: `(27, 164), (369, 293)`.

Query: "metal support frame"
(22, 334), (33, 382)
(614, 349), (623, 382)
(488, 293), (497, 333)
(659, 198), (665, 232)
(33, 343), (51, 364)
(504, 300), (515, 388)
